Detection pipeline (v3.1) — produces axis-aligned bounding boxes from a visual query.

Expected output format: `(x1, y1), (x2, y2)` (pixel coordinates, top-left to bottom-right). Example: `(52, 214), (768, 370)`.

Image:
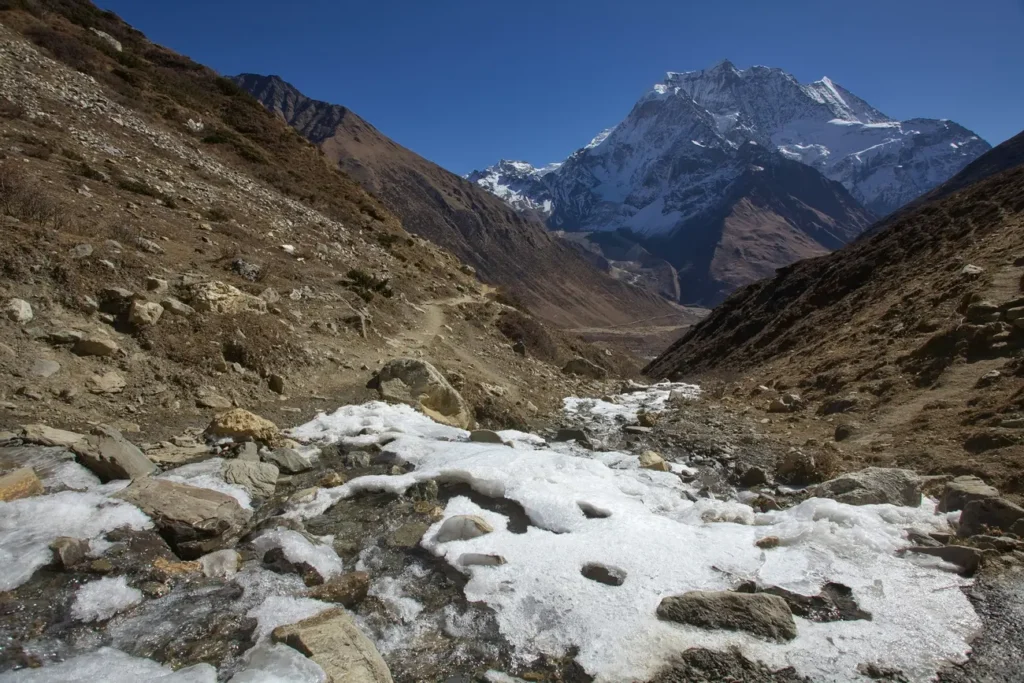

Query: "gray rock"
(307, 571), (371, 607)
(459, 553), (507, 567)
(271, 608), (393, 683)
(72, 336), (119, 357)
(47, 329), (85, 344)
(114, 477), (252, 559)
(145, 277), (168, 294)
(739, 466), (770, 487)
(469, 429), (505, 444)
(87, 371), (127, 394)
(581, 562), (626, 586)
(268, 374), (286, 394)
(264, 448), (312, 474)
(161, 297), (196, 317)
(72, 424), (157, 481)
(561, 357), (606, 379)
(259, 287), (281, 304)
(135, 236), (165, 254)
(5, 298), (33, 323)
(30, 359), (61, 378)
(20, 424), (85, 448)
(768, 394), (802, 413)
(657, 590), (797, 641)
(907, 545), (982, 574)
(223, 459), (279, 498)
(937, 476), (1000, 513)
(958, 497), (1024, 537)
(818, 394), (859, 415)
(50, 537), (90, 569)
(128, 300), (163, 327)
(236, 441), (260, 462)
(554, 427), (593, 448)
(70, 243), (94, 259)
(435, 515), (493, 543)
(809, 467), (921, 507)
(367, 358), (472, 429)
(197, 393), (233, 409)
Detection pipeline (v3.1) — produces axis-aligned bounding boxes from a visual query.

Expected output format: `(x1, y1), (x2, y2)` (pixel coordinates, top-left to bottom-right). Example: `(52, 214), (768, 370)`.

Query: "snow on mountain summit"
(466, 159), (558, 216)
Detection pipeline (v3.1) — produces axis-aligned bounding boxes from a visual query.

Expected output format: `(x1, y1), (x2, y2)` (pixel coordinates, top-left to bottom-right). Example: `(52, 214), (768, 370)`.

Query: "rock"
(223, 460), (279, 498)
(259, 287), (281, 304)
(262, 547), (324, 586)
(554, 428), (593, 449)
(387, 521), (430, 548)
(367, 358), (473, 429)
(199, 549), (242, 579)
(809, 467), (921, 507)
(638, 450), (670, 472)
(47, 328), (85, 344)
(5, 298), (33, 323)
(145, 277), (168, 293)
(768, 394), (802, 413)
(834, 422), (857, 442)
(512, 340), (526, 356)
(263, 448), (311, 474)
(459, 553), (507, 567)
(272, 608), (393, 683)
(435, 515), (493, 542)
(745, 581), (872, 623)
(50, 537), (89, 569)
(580, 562), (626, 586)
(958, 497), (1024, 538)
(20, 424), (85, 447)
(145, 443), (212, 466)
(755, 536), (780, 549)
(128, 300), (164, 327)
(187, 281), (267, 315)
(469, 429), (505, 444)
(30, 359), (61, 378)
(72, 336), (119, 357)
(319, 471), (347, 488)
(135, 236), (164, 254)
(657, 590), (797, 641)
(976, 369), (1002, 387)
(235, 442), (260, 462)
(197, 394), (233, 409)
(160, 297), (196, 317)
(98, 287), (138, 313)
(637, 411), (659, 427)
(87, 371), (127, 394)
(307, 571), (370, 607)
(937, 476), (1000, 513)
(775, 449), (838, 485)
(70, 243), (94, 259)
(561, 357), (606, 379)
(961, 264), (984, 276)
(0, 467), (44, 501)
(73, 425), (157, 481)
(907, 545), (982, 574)
(739, 466), (770, 487)
(206, 408), (280, 444)
(231, 258), (262, 281)
(818, 394), (859, 415)
(622, 425), (653, 435)
(268, 374), (286, 394)
(114, 477), (252, 559)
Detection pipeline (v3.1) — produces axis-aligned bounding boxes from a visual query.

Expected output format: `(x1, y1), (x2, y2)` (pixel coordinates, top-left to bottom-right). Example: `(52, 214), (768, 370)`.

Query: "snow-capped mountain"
(465, 160), (557, 216)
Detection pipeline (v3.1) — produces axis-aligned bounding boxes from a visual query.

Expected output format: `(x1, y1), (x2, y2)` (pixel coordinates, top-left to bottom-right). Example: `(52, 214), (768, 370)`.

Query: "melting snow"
(71, 575), (143, 622)
(0, 647), (217, 682)
(250, 528), (344, 580)
(157, 457), (252, 508)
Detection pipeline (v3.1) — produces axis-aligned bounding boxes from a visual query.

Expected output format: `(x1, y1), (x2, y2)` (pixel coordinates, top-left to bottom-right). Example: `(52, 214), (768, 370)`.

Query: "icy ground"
(0, 381), (981, 682)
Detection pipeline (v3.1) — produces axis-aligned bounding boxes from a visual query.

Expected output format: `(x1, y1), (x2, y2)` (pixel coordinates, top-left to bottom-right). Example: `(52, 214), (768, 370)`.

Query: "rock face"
(958, 497), (1024, 538)
(808, 467), (921, 507)
(223, 460), (279, 498)
(0, 467), (44, 501)
(368, 359), (473, 429)
(206, 409), (281, 444)
(72, 425), (157, 481)
(562, 357), (607, 379)
(657, 590), (797, 641)
(114, 477), (252, 559)
(937, 476), (1000, 513)
(272, 608), (393, 683)
(187, 281), (268, 315)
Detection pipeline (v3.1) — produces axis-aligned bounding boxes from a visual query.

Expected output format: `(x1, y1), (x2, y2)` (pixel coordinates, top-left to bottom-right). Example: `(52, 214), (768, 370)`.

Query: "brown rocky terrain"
(646, 130), (1024, 497)
(232, 73), (693, 334)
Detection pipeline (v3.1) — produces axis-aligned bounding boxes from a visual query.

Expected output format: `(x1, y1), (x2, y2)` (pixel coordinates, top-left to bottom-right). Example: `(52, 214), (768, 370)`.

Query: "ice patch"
(71, 575), (143, 622)
(250, 529), (344, 580)
(562, 381), (699, 433)
(0, 490), (152, 591)
(0, 647), (217, 682)
(228, 643), (327, 683)
(246, 594), (334, 642)
(158, 458), (252, 508)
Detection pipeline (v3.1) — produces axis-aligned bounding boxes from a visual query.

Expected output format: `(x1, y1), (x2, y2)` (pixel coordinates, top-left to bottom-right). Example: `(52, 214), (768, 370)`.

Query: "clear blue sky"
(98, 0), (1023, 175)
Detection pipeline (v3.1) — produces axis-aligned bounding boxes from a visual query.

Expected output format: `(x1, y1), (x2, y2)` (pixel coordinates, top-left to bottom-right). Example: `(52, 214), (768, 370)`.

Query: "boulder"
(272, 608), (393, 683)
(187, 281), (267, 315)
(0, 467), (44, 501)
(30, 359), (61, 378)
(235, 442), (260, 462)
(199, 549), (242, 579)
(263, 448), (312, 474)
(223, 460), (279, 498)
(907, 545), (982, 575)
(561, 357), (606, 379)
(205, 408), (280, 444)
(768, 393), (802, 413)
(87, 371), (127, 394)
(657, 590), (797, 641)
(50, 537), (89, 569)
(469, 429), (505, 444)
(809, 467), (921, 507)
(639, 450), (670, 472)
(20, 424), (85, 448)
(5, 298), (32, 323)
(775, 449), (838, 485)
(114, 477), (252, 559)
(739, 466), (770, 487)
(367, 358), (472, 429)
(160, 297), (196, 317)
(958, 497), (1024, 538)
(553, 427), (593, 449)
(72, 336), (119, 357)
(435, 515), (493, 543)
(128, 300), (163, 327)
(72, 425), (157, 481)
(145, 277), (168, 294)
(581, 562), (626, 586)
(307, 571), (371, 607)
(937, 476), (1000, 513)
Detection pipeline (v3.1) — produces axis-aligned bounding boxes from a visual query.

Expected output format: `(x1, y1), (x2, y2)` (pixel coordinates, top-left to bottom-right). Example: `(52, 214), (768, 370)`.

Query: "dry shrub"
(0, 161), (67, 228)
(24, 24), (97, 74)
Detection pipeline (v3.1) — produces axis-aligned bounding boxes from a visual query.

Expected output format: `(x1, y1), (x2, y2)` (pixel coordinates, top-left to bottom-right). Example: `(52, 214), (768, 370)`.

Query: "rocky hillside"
(646, 131), (1024, 493)
(232, 73), (685, 330)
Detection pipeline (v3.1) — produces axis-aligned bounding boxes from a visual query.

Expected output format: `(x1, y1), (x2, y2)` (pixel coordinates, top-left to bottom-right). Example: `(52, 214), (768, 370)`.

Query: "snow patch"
(250, 529), (344, 580)
(71, 575), (143, 622)
(0, 647), (217, 682)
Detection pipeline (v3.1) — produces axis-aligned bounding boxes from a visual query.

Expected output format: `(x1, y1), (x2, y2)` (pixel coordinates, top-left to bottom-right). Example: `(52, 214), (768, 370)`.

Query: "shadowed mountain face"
(234, 74), (683, 329)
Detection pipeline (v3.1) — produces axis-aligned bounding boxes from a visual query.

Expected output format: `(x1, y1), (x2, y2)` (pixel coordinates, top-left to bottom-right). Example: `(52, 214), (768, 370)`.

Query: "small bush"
(344, 268), (393, 302)
(205, 206), (232, 222)
(377, 233), (401, 250)
(116, 177), (160, 197)
(25, 26), (96, 74)
(0, 162), (66, 228)
(75, 161), (107, 182)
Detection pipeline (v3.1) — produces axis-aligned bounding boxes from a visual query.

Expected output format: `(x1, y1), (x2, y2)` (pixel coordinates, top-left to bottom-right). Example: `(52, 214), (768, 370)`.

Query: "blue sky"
(98, 0), (1023, 175)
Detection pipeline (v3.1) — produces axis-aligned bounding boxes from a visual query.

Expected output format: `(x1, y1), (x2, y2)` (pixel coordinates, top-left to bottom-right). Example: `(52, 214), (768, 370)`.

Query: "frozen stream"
(0, 381), (981, 681)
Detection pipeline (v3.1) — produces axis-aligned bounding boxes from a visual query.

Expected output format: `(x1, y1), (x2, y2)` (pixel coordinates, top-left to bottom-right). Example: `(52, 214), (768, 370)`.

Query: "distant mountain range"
(469, 61), (990, 304)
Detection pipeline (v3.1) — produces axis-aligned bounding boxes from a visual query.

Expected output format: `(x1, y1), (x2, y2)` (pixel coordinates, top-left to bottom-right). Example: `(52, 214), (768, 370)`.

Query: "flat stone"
(47, 329), (85, 344)
(263, 448), (311, 474)
(459, 553), (507, 567)
(307, 571), (370, 607)
(72, 336), (119, 357)
(435, 515), (493, 543)
(272, 608), (393, 683)
(657, 590), (797, 641)
(0, 467), (44, 501)
(72, 424), (157, 481)
(30, 359), (61, 378)
(197, 394), (233, 409)
(87, 371), (127, 394)
(387, 521), (430, 548)
(469, 429), (505, 444)
(937, 475), (1000, 513)
(622, 425), (652, 435)
(160, 297), (196, 317)
(114, 477), (252, 559)
(145, 443), (212, 466)
(20, 424), (85, 448)
(581, 562), (626, 586)
(223, 459), (279, 498)
(809, 467), (921, 507)
(959, 497), (1024, 537)
(908, 545), (982, 574)
(554, 427), (593, 449)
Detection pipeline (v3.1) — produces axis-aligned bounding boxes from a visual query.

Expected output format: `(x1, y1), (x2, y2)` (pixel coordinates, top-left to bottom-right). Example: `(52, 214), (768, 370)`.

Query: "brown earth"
(646, 130), (1024, 498)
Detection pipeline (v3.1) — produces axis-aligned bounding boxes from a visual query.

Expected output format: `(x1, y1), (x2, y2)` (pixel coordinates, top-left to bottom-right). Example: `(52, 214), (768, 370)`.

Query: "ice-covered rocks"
(435, 514), (493, 543)
(228, 643), (327, 683)
(72, 425), (156, 481)
(71, 575), (143, 622)
(367, 358), (473, 429)
(809, 467), (922, 507)
(114, 477), (252, 559)
(657, 590), (797, 641)
(223, 460), (279, 498)
(251, 529), (343, 585)
(271, 608), (393, 683)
